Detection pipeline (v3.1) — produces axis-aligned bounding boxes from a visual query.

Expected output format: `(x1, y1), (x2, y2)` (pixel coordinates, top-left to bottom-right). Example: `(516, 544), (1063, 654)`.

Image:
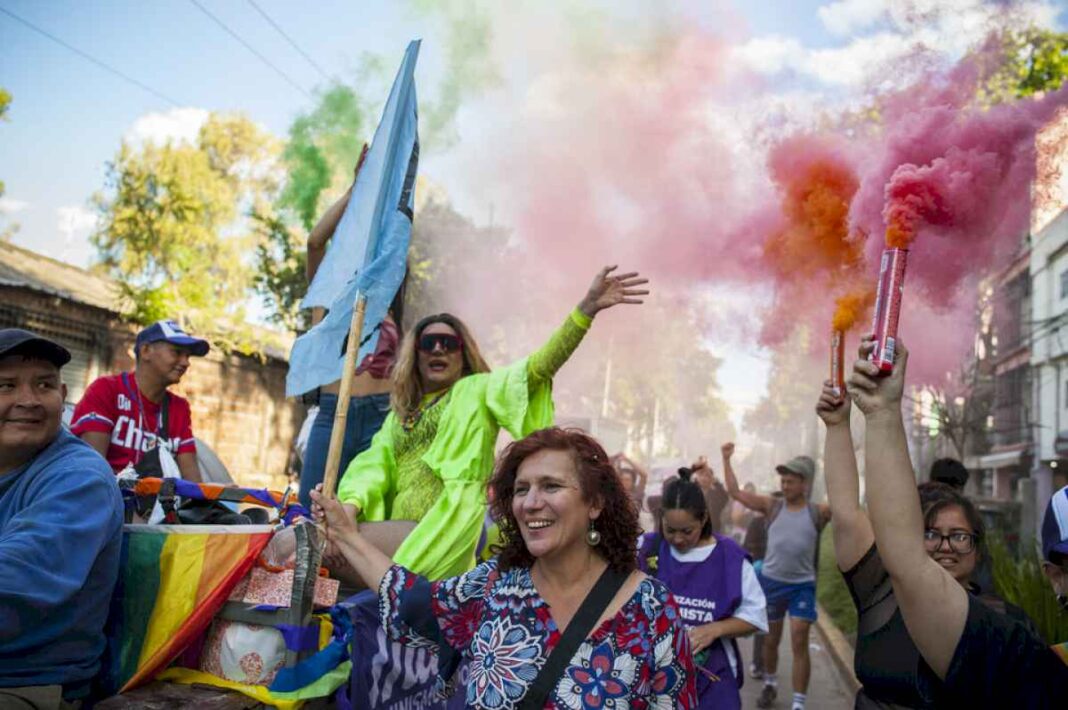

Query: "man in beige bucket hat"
(721, 443), (830, 710)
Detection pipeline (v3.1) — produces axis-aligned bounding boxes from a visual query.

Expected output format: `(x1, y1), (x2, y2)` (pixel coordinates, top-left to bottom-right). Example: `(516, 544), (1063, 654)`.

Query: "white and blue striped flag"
(286, 40), (420, 397)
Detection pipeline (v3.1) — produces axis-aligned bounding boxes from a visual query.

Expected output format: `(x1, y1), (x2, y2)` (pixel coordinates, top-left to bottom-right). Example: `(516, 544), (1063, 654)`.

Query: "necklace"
(401, 390), (449, 431)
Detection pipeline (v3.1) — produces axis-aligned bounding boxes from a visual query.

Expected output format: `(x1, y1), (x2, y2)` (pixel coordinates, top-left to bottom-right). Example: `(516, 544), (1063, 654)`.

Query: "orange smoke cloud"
(763, 150), (863, 280)
(832, 289), (874, 332)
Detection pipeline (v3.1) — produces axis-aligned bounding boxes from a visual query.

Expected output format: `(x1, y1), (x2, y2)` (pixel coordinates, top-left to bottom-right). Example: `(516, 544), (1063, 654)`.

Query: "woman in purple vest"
(639, 468), (769, 709)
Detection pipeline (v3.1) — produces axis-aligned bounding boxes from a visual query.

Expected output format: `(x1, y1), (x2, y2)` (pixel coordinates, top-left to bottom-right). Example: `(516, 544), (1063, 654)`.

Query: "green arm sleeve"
(336, 415), (397, 521)
(526, 308), (592, 388)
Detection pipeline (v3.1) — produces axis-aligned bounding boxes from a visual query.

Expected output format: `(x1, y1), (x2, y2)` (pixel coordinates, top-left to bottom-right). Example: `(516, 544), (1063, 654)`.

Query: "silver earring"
(586, 521), (601, 546)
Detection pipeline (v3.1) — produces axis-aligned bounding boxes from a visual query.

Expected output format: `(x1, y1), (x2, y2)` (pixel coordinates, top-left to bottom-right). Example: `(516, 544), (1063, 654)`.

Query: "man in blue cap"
(0, 328), (123, 708)
(72, 319), (209, 482)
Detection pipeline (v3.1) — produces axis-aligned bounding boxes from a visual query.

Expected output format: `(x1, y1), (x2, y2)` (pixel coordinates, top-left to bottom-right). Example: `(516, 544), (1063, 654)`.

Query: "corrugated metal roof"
(0, 240), (294, 361)
(0, 240), (123, 313)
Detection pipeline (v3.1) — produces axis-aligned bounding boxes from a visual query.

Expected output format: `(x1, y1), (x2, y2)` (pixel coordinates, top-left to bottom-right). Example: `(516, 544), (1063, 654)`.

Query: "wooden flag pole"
(322, 292), (368, 499)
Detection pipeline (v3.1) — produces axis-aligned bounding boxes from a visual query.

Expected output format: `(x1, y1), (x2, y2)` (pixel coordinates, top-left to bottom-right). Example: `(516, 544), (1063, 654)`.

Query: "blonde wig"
(391, 313), (490, 422)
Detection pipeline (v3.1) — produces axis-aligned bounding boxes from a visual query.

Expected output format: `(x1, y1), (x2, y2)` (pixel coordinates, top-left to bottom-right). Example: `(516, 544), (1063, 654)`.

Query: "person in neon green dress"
(332, 265), (648, 581)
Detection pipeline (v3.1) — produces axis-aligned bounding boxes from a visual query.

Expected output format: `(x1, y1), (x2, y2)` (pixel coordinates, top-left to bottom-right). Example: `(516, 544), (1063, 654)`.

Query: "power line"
(245, 0), (330, 83)
(0, 5), (181, 107)
(187, 0), (311, 98)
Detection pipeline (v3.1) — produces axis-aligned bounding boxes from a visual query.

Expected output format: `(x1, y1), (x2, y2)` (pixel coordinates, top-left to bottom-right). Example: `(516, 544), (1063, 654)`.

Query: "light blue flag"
(286, 40), (420, 397)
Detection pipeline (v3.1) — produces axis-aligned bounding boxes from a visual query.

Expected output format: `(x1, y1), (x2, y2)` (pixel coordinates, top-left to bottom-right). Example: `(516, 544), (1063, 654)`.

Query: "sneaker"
(756, 684), (778, 709)
(749, 662), (763, 679)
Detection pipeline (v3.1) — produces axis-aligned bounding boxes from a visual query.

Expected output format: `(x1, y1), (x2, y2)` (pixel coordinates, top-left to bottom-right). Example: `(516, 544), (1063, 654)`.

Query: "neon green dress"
(337, 309), (592, 579)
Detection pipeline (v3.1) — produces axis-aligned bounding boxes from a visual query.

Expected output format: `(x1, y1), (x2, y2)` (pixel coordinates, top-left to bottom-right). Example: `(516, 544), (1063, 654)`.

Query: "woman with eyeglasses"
(816, 378), (1038, 708)
(841, 338), (1068, 708)
(329, 266), (648, 582)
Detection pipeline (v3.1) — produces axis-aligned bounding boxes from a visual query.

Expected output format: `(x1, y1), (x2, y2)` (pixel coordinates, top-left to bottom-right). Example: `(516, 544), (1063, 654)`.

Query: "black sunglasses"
(418, 333), (463, 354)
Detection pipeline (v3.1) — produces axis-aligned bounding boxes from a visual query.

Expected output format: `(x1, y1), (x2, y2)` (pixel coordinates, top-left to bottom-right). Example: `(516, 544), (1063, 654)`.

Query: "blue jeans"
(300, 392), (391, 510)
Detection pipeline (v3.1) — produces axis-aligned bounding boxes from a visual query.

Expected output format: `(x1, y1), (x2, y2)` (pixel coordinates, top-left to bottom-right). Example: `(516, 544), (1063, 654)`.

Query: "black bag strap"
(158, 392), (170, 442)
(519, 566), (628, 709)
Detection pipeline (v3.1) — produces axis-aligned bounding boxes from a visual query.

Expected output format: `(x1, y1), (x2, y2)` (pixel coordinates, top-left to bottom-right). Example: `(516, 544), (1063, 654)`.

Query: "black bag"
(518, 566), (628, 709)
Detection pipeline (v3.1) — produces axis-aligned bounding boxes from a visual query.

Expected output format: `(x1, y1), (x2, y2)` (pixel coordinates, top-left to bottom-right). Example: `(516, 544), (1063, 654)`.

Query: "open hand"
(579, 266), (649, 317)
(816, 380), (851, 427)
(847, 336), (908, 417)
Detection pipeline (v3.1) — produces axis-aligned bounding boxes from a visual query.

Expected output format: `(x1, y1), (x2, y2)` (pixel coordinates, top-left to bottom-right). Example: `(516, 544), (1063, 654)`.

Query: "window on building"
(1061, 270), (1068, 300)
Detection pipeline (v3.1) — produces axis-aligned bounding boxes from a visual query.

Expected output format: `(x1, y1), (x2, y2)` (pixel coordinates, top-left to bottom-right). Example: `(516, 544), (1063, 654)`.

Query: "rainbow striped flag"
(105, 524), (273, 693)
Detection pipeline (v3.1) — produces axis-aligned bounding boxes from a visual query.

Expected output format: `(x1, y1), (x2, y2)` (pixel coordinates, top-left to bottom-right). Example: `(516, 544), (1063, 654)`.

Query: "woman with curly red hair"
(312, 427), (696, 709)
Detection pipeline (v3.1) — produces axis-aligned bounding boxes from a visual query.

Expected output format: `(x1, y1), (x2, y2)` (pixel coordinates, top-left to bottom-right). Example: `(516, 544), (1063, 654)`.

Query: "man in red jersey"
(72, 320), (208, 482)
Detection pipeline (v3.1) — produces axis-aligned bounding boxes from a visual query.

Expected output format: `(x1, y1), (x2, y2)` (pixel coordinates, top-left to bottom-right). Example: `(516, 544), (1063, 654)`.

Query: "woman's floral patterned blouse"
(379, 559), (697, 709)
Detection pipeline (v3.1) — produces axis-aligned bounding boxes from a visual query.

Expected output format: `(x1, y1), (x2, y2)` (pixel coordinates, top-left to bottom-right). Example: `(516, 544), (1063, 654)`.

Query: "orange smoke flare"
(831, 289), (874, 332)
(885, 213), (916, 249)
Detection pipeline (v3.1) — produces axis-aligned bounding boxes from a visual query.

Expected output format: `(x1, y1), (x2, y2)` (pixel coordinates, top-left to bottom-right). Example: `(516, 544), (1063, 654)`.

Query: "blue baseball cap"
(1042, 485), (1068, 562)
(135, 320), (210, 357)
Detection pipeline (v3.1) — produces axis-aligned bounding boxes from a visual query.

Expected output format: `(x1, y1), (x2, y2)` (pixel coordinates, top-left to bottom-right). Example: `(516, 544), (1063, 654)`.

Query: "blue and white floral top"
(379, 559), (697, 709)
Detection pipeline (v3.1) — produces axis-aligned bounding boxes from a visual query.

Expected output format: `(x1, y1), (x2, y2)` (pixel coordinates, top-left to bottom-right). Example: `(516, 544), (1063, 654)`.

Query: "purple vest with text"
(640, 532), (748, 710)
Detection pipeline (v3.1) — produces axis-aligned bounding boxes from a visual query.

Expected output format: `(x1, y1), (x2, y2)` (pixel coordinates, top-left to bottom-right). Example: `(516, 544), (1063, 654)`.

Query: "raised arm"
(848, 338), (967, 678)
(720, 442), (772, 515)
(527, 265), (649, 387)
(306, 144), (368, 283)
(816, 380), (873, 571)
(628, 455), (649, 499)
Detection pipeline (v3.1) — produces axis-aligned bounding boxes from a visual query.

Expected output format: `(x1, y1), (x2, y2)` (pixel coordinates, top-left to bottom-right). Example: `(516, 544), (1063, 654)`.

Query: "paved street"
(737, 630), (854, 709)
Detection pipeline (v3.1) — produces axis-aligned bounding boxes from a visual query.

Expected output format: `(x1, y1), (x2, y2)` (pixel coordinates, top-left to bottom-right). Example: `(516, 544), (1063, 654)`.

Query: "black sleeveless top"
(843, 544), (1041, 709)
(844, 544), (944, 709)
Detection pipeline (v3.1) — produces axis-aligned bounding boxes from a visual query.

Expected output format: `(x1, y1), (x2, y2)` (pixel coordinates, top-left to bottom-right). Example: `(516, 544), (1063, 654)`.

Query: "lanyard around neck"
(122, 372), (166, 443)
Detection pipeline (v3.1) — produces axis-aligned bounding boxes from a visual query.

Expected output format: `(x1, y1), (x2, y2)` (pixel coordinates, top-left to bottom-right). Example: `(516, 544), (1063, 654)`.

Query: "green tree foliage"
(980, 28), (1068, 104)
(0, 87), (10, 199)
(0, 88), (15, 241)
(251, 211), (307, 332)
(989, 533), (1068, 644)
(92, 113), (282, 351)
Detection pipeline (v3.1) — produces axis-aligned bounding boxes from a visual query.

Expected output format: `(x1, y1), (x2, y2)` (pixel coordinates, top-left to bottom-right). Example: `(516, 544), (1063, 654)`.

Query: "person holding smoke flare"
(638, 468), (768, 709)
(845, 337), (1068, 707)
(312, 427), (697, 708)
(329, 266), (649, 582)
(816, 379), (1036, 707)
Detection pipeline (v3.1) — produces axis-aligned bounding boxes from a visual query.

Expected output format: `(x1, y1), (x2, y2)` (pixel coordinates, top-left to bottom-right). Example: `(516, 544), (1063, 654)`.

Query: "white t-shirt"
(670, 540), (769, 677)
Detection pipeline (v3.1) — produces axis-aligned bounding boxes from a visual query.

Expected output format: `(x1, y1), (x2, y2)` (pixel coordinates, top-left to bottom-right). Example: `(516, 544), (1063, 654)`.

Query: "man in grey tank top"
(721, 443), (830, 710)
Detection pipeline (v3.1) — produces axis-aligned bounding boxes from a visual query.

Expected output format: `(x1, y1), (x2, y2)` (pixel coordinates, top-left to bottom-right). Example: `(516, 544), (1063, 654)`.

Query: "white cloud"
(56, 205), (99, 268)
(818, 0), (889, 36)
(730, 36), (806, 76)
(804, 32), (915, 86)
(0, 196), (29, 214)
(124, 107), (209, 147)
(736, 0), (1063, 90)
